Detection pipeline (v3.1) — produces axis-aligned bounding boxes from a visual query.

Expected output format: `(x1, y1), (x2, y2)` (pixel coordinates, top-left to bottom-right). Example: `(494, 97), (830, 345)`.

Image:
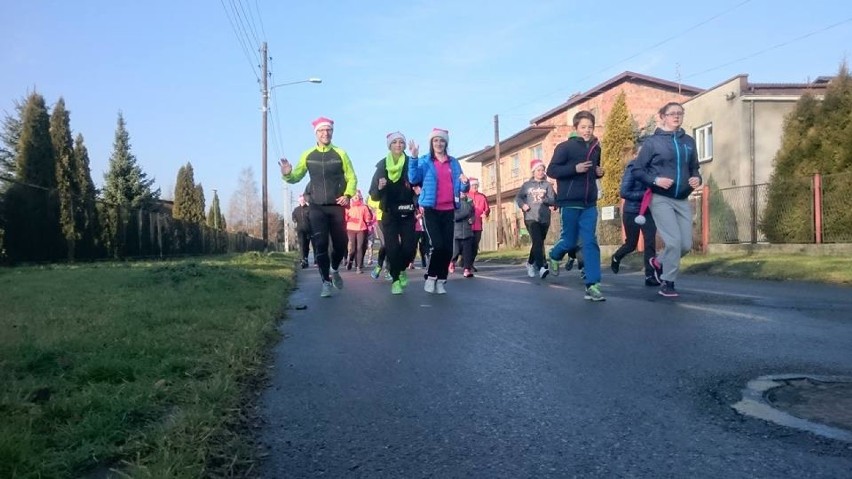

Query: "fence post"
(813, 173), (822, 244)
(701, 185), (710, 254)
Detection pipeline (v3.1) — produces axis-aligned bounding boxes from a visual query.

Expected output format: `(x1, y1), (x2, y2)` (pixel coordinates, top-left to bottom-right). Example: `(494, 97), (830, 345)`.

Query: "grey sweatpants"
(651, 194), (693, 282)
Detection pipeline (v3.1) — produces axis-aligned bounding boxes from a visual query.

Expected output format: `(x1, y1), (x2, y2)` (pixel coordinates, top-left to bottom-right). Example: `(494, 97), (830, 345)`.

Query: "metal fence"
(479, 171), (852, 251)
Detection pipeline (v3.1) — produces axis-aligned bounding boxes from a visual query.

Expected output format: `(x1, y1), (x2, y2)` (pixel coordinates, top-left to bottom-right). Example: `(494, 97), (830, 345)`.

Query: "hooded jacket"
(631, 128), (701, 200)
(545, 136), (603, 207)
(515, 178), (556, 223)
(345, 198), (373, 232)
(454, 197), (474, 240)
(619, 160), (648, 214)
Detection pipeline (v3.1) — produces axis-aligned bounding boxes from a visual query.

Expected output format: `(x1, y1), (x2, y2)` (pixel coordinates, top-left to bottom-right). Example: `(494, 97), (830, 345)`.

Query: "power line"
(253, 0), (267, 41)
(219, 0), (260, 80)
(228, 0), (261, 66)
(234, 0), (261, 48)
(684, 17), (852, 79)
(504, 0), (752, 113)
(240, 0), (263, 43)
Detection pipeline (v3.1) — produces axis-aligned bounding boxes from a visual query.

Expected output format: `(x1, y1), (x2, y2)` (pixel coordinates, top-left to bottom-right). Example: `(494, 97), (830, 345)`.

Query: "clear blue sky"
(2, 0), (850, 218)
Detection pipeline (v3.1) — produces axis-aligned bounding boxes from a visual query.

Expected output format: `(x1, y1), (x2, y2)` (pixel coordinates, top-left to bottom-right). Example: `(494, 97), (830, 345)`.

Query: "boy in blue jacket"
(546, 111), (606, 301)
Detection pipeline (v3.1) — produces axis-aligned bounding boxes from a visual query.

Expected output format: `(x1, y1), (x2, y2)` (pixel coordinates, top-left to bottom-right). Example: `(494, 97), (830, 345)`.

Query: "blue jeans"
(550, 206), (601, 285)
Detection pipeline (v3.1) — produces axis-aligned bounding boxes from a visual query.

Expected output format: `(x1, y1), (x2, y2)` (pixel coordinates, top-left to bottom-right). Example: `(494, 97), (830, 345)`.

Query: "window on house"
(694, 123), (713, 163)
(511, 154), (520, 178)
(487, 163), (496, 188)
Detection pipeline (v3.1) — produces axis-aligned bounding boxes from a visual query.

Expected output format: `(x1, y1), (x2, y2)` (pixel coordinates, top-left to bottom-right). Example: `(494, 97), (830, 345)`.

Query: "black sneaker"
(659, 281), (678, 297)
(649, 257), (663, 284)
(645, 276), (661, 287)
(564, 257), (575, 271)
(611, 256), (620, 274)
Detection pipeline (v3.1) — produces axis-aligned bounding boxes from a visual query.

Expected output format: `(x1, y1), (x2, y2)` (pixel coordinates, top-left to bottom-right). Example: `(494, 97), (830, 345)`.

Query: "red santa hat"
(530, 158), (545, 172)
(428, 128), (449, 142)
(469, 177), (480, 187)
(386, 131), (406, 148)
(311, 116), (334, 132)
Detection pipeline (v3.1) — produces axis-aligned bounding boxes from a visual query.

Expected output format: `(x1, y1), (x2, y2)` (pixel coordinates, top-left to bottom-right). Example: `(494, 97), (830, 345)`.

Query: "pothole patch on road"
(732, 374), (852, 443)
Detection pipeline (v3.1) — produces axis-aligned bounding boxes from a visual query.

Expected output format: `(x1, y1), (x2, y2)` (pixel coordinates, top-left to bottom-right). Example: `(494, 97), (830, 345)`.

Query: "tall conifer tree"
(4, 92), (60, 261)
(51, 98), (78, 259)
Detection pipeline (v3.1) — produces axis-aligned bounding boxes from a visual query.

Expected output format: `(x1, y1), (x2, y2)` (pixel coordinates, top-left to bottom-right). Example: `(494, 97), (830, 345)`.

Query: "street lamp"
(260, 45), (321, 247)
(270, 78), (322, 89)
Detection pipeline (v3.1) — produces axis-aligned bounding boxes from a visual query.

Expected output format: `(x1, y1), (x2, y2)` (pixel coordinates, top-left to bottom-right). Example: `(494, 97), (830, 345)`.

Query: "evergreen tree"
(3, 92), (61, 261)
(73, 133), (99, 258)
(762, 62), (852, 242)
(0, 98), (25, 183)
(102, 112), (159, 208)
(172, 162), (205, 223)
(172, 163), (190, 220)
(101, 112), (159, 257)
(192, 184), (206, 224)
(600, 91), (634, 207)
(51, 98), (78, 259)
(207, 190), (225, 230)
(705, 175), (740, 243)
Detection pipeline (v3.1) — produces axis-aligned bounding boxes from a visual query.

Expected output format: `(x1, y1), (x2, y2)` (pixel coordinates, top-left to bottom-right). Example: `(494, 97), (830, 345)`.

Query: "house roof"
(462, 126), (553, 164)
(530, 71), (704, 124)
(685, 73), (833, 103)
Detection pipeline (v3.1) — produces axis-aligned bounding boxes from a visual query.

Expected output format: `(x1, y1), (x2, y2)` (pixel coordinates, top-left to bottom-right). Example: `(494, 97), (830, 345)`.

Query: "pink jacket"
(345, 201), (373, 232)
(470, 191), (490, 231)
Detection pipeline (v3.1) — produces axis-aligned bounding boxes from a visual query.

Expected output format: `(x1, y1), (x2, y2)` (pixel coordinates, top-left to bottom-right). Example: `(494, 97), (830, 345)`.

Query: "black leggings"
(297, 230), (311, 261)
(382, 215), (417, 281)
(525, 220), (550, 269)
(309, 204), (347, 282)
(423, 209), (454, 280)
(613, 211), (657, 277)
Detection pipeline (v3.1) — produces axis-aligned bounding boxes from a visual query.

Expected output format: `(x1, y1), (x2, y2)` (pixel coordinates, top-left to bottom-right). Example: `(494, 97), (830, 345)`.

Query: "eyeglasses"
(665, 111), (685, 117)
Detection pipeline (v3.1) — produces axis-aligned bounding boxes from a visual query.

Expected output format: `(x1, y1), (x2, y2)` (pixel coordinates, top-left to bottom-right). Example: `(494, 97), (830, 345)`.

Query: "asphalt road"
(258, 261), (852, 478)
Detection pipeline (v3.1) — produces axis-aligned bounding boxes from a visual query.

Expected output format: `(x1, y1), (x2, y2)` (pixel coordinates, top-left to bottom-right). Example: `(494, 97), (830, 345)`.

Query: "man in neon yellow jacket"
(279, 116), (357, 298)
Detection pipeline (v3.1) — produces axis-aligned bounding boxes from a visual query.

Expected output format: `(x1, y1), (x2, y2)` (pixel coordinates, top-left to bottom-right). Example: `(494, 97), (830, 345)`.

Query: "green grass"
(0, 252), (296, 478)
(477, 248), (852, 285)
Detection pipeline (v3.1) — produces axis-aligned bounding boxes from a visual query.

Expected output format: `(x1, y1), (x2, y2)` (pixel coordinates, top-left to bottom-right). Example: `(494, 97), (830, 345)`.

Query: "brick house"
(464, 71), (703, 250)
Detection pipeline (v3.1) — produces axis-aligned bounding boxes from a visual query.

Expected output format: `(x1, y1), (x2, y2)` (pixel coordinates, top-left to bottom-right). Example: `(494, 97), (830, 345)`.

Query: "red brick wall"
(533, 80), (696, 165)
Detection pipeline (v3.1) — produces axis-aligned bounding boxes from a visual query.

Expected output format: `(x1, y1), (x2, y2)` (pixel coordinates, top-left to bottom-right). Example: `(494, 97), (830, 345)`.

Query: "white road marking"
(678, 303), (772, 322)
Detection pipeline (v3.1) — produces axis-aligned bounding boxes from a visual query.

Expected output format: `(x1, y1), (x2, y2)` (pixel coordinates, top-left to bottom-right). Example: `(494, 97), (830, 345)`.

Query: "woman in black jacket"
(369, 132), (419, 295)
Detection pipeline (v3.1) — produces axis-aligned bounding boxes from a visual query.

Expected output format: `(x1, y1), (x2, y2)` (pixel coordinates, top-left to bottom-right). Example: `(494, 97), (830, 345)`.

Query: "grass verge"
(0, 252), (296, 478)
(476, 248), (852, 285)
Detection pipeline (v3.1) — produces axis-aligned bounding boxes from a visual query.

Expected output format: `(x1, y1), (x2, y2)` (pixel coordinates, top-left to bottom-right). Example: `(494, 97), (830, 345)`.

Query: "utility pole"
(494, 114), (503, 248)
(261, 41), (269, 245)
(283, 185), (291, 252)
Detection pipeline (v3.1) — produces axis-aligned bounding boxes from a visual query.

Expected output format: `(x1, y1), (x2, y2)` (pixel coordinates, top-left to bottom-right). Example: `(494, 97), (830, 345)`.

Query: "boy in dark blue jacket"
(545, 110), (606, 301)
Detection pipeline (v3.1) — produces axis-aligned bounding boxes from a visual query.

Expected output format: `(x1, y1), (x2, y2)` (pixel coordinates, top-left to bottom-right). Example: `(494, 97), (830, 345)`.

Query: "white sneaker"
(539, 267), (550, 279)
(424, 277), (437, 294)
(436, 279), (447, 294)
(526, 263), (535, 278)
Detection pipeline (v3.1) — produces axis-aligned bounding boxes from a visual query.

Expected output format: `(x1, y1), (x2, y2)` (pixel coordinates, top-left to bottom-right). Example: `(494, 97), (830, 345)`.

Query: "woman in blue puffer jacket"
(408, 128), (470, 294)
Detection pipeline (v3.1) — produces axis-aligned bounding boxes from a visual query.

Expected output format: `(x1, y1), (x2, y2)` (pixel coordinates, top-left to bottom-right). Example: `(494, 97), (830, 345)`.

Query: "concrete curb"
(732, 374), (852, 443)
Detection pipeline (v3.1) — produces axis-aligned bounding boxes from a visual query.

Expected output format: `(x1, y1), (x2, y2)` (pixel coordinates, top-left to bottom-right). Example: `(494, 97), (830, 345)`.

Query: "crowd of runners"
(281, 101), (701, 300)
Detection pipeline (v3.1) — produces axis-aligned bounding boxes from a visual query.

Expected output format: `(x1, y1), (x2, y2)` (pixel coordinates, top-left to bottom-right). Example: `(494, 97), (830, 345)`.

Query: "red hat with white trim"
(429, 128), (449, 142)
(530, 158), (544, 171)
(311, 116), (334, 132)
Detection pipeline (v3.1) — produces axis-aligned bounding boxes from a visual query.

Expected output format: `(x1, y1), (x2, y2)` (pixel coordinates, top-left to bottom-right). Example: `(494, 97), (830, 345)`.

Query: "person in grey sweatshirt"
(516, 159), (557, 279)
(453, 192), (476, 278)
